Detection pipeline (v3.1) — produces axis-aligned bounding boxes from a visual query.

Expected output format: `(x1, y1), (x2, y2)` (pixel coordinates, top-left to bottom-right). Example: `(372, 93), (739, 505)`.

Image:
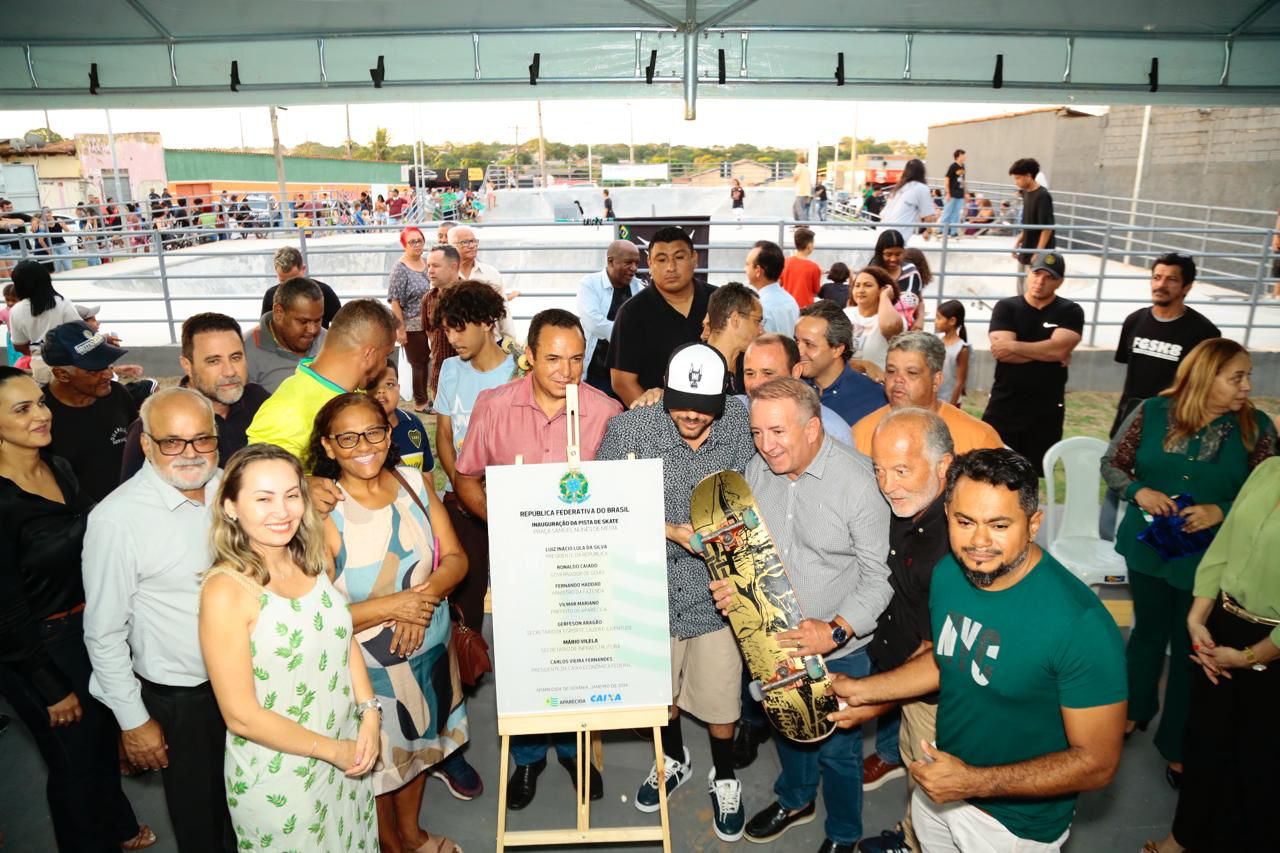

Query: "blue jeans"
(774, 648), (870, 844)
(511, 733), (577, 767)
(875, 708), (902, 765)
(792, 197), (811, 221)
(52, 244), (73, 272)
(940, 197), (965, 235)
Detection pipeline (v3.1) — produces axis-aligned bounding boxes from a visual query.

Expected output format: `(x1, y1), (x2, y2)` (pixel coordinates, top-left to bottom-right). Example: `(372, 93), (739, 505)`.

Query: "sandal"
(413, 835), (462, 853)
(122, 824), (157, 851)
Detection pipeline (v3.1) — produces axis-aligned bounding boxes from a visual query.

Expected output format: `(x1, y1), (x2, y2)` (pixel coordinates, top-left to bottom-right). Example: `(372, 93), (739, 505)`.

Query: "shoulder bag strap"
(388, 467), (440, 572)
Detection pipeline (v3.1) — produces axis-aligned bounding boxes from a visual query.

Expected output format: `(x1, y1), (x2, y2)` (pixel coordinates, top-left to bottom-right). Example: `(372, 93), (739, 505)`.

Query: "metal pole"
(682, 29), (698, 120)
(269, 106), (288, 217)
(345, 104), (353, 158)
(1123, 104), (1151, 264)
(104, 109), (125, 204)
(1241, 238), (1272, 349)
(297, 224), (309, 269)
(151, 229), (177, 344)
(1089, 221), (1114, 347)
(587, 141), (593, 183)
(628, 103), (635, 187)
(536, 100), (548, 188)
(936, 229), (951, 315)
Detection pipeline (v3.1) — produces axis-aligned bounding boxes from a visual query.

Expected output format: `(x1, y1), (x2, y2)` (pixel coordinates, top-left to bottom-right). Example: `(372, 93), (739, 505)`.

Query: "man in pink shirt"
(453, 307), (623, 810)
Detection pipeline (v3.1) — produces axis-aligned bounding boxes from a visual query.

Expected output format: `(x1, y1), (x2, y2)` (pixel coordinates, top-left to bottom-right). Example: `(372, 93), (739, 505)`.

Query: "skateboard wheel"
(804, 658), (824, 681)
(742, 508), (760, 530)
(689, 533), (706, 555)
(748, 680), (765, 702)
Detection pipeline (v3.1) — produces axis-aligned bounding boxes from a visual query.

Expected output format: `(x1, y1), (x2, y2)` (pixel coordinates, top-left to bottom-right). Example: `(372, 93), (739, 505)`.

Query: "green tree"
(25, 127), (64, 144)
(369, 128), (391, 161)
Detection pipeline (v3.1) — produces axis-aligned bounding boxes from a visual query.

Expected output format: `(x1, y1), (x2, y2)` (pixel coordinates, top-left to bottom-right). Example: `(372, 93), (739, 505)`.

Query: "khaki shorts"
(670, 628), (742, 725)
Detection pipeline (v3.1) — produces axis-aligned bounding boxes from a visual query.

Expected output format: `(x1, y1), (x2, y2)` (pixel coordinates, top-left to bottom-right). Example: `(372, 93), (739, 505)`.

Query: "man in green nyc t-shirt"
(830, 449), (1127, 850)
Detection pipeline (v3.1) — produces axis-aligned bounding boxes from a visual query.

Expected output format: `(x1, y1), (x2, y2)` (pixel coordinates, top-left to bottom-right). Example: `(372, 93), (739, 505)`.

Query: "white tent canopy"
(2, 1), (1278, 114)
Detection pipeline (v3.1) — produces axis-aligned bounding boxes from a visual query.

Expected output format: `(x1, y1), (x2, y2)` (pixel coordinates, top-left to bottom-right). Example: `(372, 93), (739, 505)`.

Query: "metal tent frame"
(2, 1), (1279, 115)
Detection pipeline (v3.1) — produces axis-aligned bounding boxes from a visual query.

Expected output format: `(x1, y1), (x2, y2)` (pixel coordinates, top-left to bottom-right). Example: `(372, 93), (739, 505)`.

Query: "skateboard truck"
(748, 656), (827, 702)
(690, 508), (759, 556)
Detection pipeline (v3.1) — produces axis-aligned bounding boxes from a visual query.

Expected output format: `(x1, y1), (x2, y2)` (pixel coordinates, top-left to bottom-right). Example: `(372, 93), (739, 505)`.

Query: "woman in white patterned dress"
(199, 443), (381, 851)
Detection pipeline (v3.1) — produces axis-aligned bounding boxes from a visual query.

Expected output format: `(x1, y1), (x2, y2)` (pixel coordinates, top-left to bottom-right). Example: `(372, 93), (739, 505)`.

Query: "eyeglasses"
(405, 239), (426, 246)
(328, 426), (389, 449)
(147, 434), (218, 455)
(453, 239), (478, 247)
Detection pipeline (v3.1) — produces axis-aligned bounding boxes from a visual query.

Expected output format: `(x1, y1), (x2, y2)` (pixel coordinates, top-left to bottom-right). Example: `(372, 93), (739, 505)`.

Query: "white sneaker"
(634, 747), (692, 813)
(708, 768), (745, 842)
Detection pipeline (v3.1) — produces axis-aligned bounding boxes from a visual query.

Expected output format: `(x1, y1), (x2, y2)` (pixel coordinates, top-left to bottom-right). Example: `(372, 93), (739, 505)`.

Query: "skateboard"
(689, 470), (837, 743)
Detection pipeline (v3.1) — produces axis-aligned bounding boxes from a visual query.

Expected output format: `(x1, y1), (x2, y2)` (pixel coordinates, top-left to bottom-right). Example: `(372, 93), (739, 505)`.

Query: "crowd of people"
(0, 170), (1277, 853)
(0, 183), (491, 271)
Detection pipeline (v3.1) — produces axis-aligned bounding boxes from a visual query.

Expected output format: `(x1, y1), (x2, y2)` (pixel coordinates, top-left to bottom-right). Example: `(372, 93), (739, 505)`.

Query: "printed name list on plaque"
(487, 458), (672, 717)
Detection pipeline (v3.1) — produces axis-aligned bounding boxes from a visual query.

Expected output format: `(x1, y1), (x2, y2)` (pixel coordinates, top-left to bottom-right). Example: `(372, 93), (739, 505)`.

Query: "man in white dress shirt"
(577, 239), (643, 397)
(745, 241), (800, 336)
(83, 387), (236, 852)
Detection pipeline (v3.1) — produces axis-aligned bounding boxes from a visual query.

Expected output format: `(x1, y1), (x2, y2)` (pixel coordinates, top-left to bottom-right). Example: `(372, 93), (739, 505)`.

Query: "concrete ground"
(0, 606), (1176, 853)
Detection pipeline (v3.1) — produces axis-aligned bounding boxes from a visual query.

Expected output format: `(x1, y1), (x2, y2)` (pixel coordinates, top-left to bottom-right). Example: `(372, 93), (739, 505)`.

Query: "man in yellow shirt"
(852, 331), (1003, 456)
(246, 298), (397, 463)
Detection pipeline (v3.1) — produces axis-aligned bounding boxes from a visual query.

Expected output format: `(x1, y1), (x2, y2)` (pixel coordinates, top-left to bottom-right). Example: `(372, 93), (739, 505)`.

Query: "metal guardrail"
(930, 178), (1278, 291)
(3, 215), (1276, 348)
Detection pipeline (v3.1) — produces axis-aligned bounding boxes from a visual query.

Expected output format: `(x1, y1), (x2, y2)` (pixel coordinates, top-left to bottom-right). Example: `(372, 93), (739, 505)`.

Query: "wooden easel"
(494, 387), (671, 851)
(494, 707), (673, 852)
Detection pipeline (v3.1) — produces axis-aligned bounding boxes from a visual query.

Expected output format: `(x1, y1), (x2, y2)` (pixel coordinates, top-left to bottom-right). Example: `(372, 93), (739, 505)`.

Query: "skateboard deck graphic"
(690, 470), (837, 743)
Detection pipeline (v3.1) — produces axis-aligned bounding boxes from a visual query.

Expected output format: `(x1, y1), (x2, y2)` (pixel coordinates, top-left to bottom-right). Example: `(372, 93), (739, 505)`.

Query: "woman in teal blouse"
(1102, 338), (1276, 784)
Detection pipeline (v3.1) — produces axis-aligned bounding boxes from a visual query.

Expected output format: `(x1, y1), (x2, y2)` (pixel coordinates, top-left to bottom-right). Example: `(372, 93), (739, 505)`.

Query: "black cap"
(41, 321), (128, 371)
(1030, 252), (1065, 279)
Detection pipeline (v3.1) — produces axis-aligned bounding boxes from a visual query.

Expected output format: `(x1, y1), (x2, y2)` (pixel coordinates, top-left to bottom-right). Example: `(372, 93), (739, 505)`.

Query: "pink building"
(75, 132), (168, 205)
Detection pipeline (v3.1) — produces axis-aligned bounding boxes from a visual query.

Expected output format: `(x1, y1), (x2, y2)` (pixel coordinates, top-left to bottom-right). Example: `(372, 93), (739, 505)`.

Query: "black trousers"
(403, 330), (432, 407)
(1171, 601), (1278, 851)
(138, 678), (237, 853)
(444, 492), (490, 633)
(982, 401), (1065, 477)
(0, 611), (140, 852)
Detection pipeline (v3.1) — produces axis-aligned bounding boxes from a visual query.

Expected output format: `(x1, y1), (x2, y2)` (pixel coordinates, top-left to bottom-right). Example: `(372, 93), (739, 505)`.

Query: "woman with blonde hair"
(1102, 338), (1276, 788)
(199, 443), (381, 851)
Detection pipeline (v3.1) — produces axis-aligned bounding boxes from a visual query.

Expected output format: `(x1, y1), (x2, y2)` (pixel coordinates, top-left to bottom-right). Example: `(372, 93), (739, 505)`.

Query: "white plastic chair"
(1042, 437), (1129, 589)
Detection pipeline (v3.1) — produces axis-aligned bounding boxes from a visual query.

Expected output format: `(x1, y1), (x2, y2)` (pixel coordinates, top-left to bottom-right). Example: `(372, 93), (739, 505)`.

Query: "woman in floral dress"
(310, 393), (469, 853)
(199, 443), (381, 850)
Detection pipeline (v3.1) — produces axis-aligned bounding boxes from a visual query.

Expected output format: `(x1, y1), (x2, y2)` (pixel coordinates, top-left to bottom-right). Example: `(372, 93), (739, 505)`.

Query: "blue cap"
(41, 321), (128, 371)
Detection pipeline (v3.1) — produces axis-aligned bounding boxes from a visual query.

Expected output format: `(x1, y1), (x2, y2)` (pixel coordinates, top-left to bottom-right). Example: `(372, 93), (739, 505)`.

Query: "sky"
(0, 99), (1105, 151)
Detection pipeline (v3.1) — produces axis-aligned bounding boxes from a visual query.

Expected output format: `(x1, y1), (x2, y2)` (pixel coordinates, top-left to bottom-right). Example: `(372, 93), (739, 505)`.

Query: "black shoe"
(732, 724), (766, 770)
(1124, 720), (1149, 742)
(558, 756), (604, 801)
(818, 841), (858, 853)
(744, 800), (817, 843)
(507, 758), (546, 810)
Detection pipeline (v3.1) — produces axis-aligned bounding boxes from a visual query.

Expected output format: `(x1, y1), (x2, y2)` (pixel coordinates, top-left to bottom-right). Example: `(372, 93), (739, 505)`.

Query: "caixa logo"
(590, 693), (622, 704)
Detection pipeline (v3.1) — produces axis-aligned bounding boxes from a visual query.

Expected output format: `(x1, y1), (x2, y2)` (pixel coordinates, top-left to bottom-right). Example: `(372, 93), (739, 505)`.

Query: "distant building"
(0, 132), (169, 209)
(675, 159), (777, 187)
(163, 149), (408, 199)
(926, 105), (1280, 217)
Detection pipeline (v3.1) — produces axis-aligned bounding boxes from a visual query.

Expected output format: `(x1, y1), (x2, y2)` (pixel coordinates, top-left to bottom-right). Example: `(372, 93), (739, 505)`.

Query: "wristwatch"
(829, 619), (850, 647)
(355, 697), (383, 719)
(1243, 646), (1267, 672)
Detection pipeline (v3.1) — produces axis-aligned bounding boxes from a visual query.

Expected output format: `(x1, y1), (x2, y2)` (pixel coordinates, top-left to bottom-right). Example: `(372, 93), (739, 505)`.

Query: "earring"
(228, 514), (238, 522)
